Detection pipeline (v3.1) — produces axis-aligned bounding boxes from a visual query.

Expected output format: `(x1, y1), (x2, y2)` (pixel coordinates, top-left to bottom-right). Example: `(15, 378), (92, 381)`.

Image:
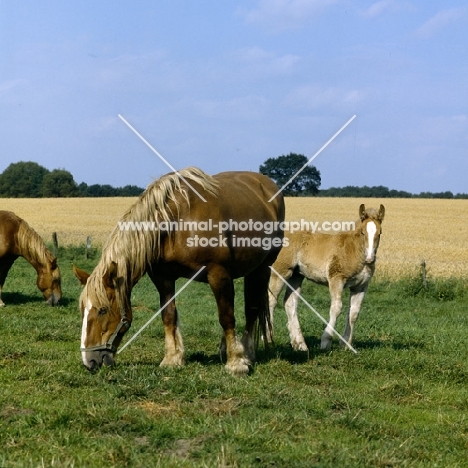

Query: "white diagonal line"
(117, 266), (206, 354)
(269, 266), (357, 353)
(118, 114), (208, 202)
(268, 114), (356, 202)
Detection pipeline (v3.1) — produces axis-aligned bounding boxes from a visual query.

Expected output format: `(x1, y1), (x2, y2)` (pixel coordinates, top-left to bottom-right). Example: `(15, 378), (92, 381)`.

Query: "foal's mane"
(85, 167), (219, 307)
(16, 218), (56, 268)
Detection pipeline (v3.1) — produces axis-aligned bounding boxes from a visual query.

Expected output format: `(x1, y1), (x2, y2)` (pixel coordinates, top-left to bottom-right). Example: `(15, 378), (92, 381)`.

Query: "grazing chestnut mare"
(269, 204), (385, 351)
(0, 210), (62, 306)
(74, 167), (284, 376)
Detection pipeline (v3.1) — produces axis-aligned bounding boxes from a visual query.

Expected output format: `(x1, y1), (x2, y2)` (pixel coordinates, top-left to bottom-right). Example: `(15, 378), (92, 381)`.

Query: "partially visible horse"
(268, 204), (385, 351)
(74, 167), (285, 376)
(0, 210), (62, 306)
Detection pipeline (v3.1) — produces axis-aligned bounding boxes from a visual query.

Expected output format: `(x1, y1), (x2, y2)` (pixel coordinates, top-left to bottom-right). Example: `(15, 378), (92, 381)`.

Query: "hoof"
(320, 333), (333, 351)
(225, 358), (251, 376)
(292, 340), (308, 352)
(320, 341), (332, 351)
(160, 354), (184, 367)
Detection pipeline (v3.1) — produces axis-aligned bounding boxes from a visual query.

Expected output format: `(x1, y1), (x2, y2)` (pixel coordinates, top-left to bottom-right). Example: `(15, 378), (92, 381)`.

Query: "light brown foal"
(269, 204), (385, 351)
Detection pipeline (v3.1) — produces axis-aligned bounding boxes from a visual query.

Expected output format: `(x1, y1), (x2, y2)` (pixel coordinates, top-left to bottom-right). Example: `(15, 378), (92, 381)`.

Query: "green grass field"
(1, 245), (468, 467)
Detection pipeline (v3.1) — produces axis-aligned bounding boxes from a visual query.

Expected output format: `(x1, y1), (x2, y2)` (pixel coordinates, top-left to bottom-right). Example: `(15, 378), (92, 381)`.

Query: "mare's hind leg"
(283, 273), (307, 351)
(149, 274), (185, 367)
(208, 264), (250, 376)
(320, 278), (345, 350)
(341, 287), (367, 348)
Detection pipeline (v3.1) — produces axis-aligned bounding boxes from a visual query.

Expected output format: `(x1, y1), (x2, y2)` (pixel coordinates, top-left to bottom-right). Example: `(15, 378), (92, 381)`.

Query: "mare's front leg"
(320, 277), (344, 350)
(283, 273), (307, 351)
(149, 274), (184, 367)
(0, 256), (16, 307)
(341, 287), (367, 348)
(208, 265), (250, 376)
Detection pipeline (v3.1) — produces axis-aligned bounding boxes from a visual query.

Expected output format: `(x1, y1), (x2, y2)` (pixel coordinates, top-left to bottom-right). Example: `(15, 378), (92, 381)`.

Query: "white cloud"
(240, 0), (339, 32)
(361, 0), (412, 19)
(84, 115), (120, 137)
(451, 115), (468, 124)
(0, 79), (29, 100)
(176, 95), (270, 121)
(92, 50), (169, 88)
(235, 47), (301, 75)
(285, 85), (364, 111)
(415, 7), (468, 39)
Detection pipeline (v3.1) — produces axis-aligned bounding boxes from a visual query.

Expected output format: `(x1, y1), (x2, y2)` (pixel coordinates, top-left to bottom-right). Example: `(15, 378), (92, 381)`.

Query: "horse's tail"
(244, 266), (273, 349)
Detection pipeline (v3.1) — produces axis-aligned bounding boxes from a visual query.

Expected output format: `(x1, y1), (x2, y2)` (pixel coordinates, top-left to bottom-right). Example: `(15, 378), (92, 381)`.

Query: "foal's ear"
(359, 204), (366, 221)
(378, 204), (385, 222)
(73, 264), (90, 285)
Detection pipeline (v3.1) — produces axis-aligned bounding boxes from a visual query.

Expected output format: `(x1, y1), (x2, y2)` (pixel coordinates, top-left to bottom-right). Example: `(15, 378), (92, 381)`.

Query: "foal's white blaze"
(81, 299), (92, 364)
(365, 221), (377, 263)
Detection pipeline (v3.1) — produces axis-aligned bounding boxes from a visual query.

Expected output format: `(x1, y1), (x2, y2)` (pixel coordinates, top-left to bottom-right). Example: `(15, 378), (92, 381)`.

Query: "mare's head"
(73, 262), (131, 371)
(37, 258), (62, 305)
(359, 204), (385, 263)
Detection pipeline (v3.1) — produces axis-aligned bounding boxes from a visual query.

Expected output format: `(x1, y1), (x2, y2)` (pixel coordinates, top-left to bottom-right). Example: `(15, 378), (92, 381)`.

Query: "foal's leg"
(149, 274), (185, 367)
(320, 278), (345, 350)
(341, 287), (367, 348)
(208, 265), (250, 376)
(283, 273), (308, 351)
(267, 271), (288, 343)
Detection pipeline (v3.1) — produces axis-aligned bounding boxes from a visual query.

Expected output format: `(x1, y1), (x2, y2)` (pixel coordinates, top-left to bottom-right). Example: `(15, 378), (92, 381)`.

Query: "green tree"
(42, 169), (80, 197)
(0, 161), (50, 197)
(119, 185), (144, 196)
(318, 185), (414, 198)
(259, 153), (321, 196)
(85, 184), (117, 197)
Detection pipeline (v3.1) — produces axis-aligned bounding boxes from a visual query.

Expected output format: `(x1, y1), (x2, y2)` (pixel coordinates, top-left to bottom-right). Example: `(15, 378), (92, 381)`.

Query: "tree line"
(260, 153), (468, 199)
(318, 186), (467, 199)
(1, 158), (466, 199)
(0, 161), (144, 198)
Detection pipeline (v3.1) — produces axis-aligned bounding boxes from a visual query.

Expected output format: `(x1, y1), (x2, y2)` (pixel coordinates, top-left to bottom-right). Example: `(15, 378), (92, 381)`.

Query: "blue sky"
(1, 1), (467, 193)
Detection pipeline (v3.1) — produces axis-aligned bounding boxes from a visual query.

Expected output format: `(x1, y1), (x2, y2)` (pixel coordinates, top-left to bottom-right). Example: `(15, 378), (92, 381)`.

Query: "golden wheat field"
(2, 197), (468, 278)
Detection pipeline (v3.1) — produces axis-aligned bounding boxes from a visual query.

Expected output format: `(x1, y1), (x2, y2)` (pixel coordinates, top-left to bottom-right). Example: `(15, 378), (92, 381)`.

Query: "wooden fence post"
(420, 260), (427, 289)
(52, 232), (58, 257)
(86, 236), (92, 259)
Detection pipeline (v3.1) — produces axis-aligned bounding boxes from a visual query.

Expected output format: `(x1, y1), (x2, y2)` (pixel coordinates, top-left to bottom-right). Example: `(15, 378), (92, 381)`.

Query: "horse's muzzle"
(365, 251), (376, 264)
(45, 292), (61, 306)
(82, 350), (115, 371)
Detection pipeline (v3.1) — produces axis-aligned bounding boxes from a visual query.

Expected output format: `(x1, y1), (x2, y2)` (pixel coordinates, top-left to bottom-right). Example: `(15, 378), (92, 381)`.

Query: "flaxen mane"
(83, 167), (219, 308)
(16, 219), (56, 267)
